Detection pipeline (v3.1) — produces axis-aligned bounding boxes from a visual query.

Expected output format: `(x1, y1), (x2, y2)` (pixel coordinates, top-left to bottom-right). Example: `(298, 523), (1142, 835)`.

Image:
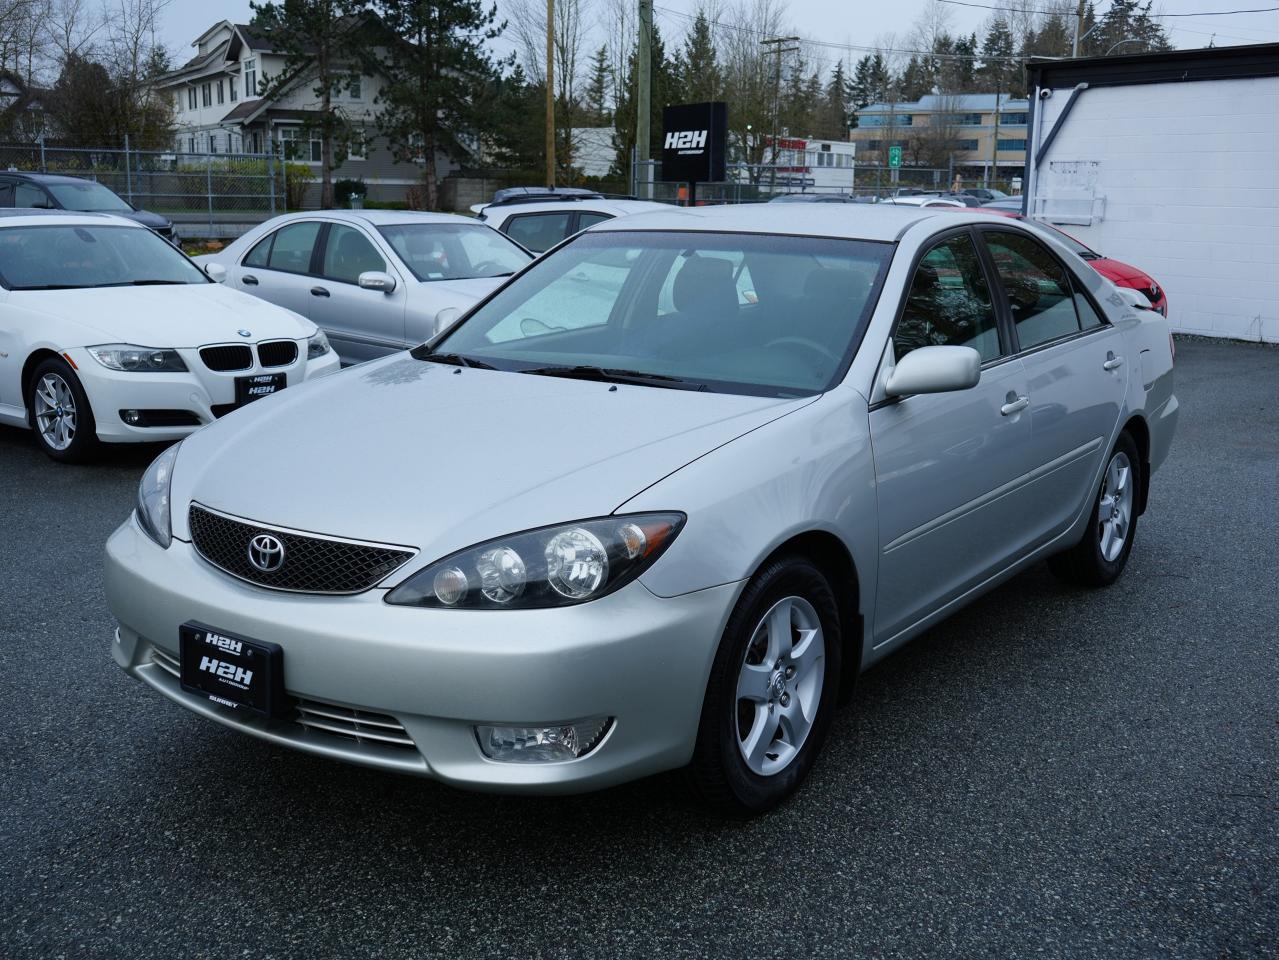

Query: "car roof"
(490, 198), (669, 218)
(0, 209), (139, 226)
(257, 209), (481, 228)
(0, 171), (96, 184)
(588, 202), (957, 242)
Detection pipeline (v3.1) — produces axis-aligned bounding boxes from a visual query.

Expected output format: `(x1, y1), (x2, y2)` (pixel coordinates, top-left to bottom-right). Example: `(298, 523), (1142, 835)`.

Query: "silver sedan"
(107, 204), (1177, 815)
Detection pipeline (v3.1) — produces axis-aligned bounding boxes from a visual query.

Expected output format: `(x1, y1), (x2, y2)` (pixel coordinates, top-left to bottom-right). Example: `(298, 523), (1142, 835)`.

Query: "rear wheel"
(688, 556), (842, 817)
(28, 357), (99, 463)
(1049, 432), (1140, 587)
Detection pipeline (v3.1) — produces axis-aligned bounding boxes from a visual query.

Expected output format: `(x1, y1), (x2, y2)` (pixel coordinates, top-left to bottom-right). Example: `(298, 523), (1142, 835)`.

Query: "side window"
(242, 232), (273, 268)
(984, 230), (1082, 349)
(265, 222), (321, 274)
(895, 233), (1000, 362)
(15, 183), (50, 208)
(1074, 287), (1105, 329)
(504, 213), (571, 253)
(577, 212), (612, 230)
(0, 181), (12, 206)
(321, 223), (385, 283)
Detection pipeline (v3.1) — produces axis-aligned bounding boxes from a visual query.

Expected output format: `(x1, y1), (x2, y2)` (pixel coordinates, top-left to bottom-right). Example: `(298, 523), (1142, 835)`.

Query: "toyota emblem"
(247, 533), (285, 573)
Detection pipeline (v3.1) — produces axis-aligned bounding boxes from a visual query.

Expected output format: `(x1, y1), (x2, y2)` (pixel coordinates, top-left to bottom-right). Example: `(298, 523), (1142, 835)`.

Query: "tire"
(1048, 431), (1141, 588)
(27, 357), (100, 463)
(688, 555), (843, 817)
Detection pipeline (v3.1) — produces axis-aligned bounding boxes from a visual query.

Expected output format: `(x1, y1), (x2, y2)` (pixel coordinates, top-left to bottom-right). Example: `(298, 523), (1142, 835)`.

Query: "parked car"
(0, 210), (339, 461)
(106, 204), (1177, 815)
(194, 211), (533, 364)
(768, 193), (856, 203)
(961, 187), (1008, 202)
(982, 197), (1025, 212)
(476, 194), (669, 253)
(878, 194), (967, 208)
(0, 172), (180, 244)
(940, 206), (1169, 315)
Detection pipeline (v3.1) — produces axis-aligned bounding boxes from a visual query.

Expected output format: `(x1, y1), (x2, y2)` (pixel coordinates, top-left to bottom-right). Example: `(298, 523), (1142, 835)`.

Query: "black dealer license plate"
(179, 622), (286, 717)
(235, 372), (286, 406)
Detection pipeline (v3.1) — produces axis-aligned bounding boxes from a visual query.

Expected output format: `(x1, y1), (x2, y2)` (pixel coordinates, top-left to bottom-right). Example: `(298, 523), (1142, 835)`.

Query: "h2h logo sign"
(664, 129), (708, 153)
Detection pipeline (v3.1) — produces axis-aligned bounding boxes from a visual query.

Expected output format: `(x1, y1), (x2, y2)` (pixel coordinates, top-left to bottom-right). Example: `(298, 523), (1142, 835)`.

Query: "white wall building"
(1025, 44), (1279, 343)
(756, 136), (856, 193)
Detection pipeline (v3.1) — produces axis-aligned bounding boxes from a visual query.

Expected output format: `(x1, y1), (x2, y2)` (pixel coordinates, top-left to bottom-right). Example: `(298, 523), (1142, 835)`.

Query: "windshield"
(433, 230), (893, 397)
(45, 181), (133, 213)
(377, 223), (531, 282)
(0, 225), (208, 290)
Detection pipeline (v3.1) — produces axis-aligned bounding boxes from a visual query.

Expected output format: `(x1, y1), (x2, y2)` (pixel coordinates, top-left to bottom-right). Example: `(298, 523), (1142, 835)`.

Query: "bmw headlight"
(307, 330), (331, 360)
(136, 443), (180, 548)
(87, 344), (188, 372)
(385, 514), (685, 609)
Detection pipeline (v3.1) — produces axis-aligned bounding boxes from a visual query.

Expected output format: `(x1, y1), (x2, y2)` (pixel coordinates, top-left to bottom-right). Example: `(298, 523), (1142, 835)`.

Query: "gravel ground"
(2, 337), (1275, 959)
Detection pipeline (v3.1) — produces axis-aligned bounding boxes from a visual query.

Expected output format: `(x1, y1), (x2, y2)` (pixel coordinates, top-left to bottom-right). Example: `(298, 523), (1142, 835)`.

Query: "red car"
(941, 208), (1168, 315)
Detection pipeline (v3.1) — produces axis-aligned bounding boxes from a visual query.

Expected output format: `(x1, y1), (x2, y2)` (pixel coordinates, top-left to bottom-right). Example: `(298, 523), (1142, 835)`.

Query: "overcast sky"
(159, 0), (1279, 71)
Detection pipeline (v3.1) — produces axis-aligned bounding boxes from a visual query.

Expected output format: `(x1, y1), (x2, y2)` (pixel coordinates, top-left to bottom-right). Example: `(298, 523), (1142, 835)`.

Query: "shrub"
(334, 178), (366, 204)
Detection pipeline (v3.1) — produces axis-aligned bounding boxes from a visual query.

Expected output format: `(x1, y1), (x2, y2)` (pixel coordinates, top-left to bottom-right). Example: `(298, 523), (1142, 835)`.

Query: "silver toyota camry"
(106, 204), (1178, 815)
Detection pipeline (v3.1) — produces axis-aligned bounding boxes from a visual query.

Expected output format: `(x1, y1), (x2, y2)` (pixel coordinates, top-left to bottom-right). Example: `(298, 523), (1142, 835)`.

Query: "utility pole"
(636, 0), (652, 198)
(1071, 0), (1086, 57)
(989, 84), (1001, 189)
(546, 0), (556, 188)
(761, 36), (800, 195)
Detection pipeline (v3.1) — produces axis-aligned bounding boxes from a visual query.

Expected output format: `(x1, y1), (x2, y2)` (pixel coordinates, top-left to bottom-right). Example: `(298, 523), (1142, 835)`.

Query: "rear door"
(308, 222), (408, 363)
(869, 228), (1038, 646)
(978, 227), (1128, 546)
(235, 220), (324, 318)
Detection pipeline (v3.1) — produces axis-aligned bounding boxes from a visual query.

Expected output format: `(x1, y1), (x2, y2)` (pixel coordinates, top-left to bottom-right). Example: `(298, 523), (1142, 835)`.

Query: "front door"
(979, 228), (1128, 547)
(307, 222), (406, 363)
(869, 229), (1038, 647)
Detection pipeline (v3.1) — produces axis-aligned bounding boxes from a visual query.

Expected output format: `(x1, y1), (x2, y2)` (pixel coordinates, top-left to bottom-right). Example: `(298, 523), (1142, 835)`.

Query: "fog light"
(122, 409), (142, 425)
(476, 717), (611, 763)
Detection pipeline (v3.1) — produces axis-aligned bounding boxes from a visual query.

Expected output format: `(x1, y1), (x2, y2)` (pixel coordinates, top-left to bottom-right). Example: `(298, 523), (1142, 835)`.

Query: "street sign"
(888, 145), (902, 168)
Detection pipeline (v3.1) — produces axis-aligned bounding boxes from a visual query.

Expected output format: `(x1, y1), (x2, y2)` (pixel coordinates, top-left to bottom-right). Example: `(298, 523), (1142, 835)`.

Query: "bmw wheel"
(688, 555), (842, 817)
(28, 357), (99, 463)
(1049, 431), (1141, 588)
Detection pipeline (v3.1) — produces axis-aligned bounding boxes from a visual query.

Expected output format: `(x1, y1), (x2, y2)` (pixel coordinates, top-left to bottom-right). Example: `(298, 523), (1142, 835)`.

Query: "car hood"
(169, 355), (814, 566)
(114, 209), (172, 230)
(1090, 257), (1153, 287)
(16, 284), (313, 346)
(414, 276), (505, 303)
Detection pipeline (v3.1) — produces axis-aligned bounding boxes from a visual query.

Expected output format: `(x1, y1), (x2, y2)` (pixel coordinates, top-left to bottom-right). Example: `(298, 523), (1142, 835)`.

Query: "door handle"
(1001, 394), (1030, 416)
(242, 275), (258, 286)
(1103, 352), (1124, 371)
(310, 286), (330, 298)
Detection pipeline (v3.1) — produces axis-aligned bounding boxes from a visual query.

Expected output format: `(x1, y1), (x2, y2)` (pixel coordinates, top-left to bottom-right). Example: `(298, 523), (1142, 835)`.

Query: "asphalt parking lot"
(2, 337), (1276, 959)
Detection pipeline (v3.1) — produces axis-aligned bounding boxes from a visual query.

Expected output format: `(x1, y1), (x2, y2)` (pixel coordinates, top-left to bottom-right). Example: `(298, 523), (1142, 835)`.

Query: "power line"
(940, 0), (1279, 16)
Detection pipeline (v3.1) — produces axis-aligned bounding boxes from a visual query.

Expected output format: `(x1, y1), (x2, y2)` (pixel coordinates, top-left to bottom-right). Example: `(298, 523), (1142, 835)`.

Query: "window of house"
(244, 59), (257, 98)
(955, 113), (982, 125)
(957, 139), (978, 151)
(201, 82), (211, 107)
(279, 127), (322, 163)
(1000, 112), (1028, 125)
(187, 87), (197, 110)
(998, 139), (1026, 151)
(187, 136), (195, 153)
(983, 230), (1086, 349)
(867, 139), (882, 151)
(894, 233), (1001, 363)
(349, 75), (362, 99)
(216, 80), (224, 104)
(229, 77), (237, 101)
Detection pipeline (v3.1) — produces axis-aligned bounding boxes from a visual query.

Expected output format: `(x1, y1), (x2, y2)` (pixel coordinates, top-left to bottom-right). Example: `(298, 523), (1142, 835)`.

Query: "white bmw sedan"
(106, 204), (1177, 815)
(194, 210), (534, 364)
(0, 211), (339, 462)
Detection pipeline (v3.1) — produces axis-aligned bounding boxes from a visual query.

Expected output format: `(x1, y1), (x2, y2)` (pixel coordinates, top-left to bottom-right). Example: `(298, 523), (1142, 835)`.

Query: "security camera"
(1038, 88), (1052, 100)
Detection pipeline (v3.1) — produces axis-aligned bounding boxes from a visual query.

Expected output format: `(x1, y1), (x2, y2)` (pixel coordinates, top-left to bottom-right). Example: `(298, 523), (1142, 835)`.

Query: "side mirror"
(885, 345), (982, 397)
(358, 270), (396, 294)
(1115, 285), (1152, 310)
(204, 262), (227, 283)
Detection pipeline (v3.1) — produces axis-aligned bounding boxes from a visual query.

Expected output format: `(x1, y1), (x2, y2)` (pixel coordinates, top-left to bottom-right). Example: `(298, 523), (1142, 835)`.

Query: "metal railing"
(0, 140), (286, 238)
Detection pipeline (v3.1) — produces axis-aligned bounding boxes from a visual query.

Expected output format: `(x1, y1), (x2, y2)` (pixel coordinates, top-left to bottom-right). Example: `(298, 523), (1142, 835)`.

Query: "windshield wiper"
(10, 284), (85, 290)
(127, 279), (188, 286)
(519, 365), (707, 391)
(417, 351), (496, 370)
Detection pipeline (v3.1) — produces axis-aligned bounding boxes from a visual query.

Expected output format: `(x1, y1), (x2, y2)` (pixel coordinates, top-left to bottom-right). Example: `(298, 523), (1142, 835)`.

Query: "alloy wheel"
(32, 373), (77, 452)
(735, 595), (826, 777)
(1098, 451), (1134, 562)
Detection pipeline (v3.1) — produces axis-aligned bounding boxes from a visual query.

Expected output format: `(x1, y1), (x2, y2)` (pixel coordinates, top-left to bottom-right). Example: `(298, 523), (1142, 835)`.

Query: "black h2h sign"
(661, 101), (728, 186)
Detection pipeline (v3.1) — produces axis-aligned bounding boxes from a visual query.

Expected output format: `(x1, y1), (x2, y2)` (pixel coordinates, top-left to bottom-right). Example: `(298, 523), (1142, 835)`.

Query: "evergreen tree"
(585, 46), (611, 124)
(611, 24), (675, 177)
(251, 0), (371, 208)
(1088, 0), (1172, 56)
(485, 64), (545, 169)
(368, 0), (504, 210)
(816, 61), (849, 140)
(849, 52), (890, 123)
(677, 12), (721, 103)
(977, 17), (1018, 95)
(898, 56), (932, 102)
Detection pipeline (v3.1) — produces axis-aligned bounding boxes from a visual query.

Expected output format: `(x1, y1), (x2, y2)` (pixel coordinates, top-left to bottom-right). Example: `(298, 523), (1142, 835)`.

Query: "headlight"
(87, 344), (187, 372)
(385, 513), (685, 609)
(135, 443), (180, 548)
(307, 330), (331, 359)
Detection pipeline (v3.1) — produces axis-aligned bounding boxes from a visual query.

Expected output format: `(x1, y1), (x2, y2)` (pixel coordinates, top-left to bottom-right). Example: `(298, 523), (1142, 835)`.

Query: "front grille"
(257, 340), (298, 367)
(188, 503), (416, 594)
(295, 699), (416, 749)
(149, 649), (415, 751)
(200, 344), (252, 372)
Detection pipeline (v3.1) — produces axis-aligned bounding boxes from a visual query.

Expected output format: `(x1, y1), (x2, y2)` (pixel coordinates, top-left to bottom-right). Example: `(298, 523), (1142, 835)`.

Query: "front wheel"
(1049, 432), (1141, 587)
(688, 556), (842, 817)
(28, 357), (99, 463)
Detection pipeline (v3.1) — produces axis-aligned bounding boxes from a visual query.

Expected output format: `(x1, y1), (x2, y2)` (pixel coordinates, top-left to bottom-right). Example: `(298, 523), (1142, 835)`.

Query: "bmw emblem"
(247, 533), (286, 573)
(238, 329), (252, 338)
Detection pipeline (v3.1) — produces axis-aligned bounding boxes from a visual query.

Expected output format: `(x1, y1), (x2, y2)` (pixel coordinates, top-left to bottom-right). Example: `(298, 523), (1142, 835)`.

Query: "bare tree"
(719, 0), (787, 180)
(507, 0), (588, 175)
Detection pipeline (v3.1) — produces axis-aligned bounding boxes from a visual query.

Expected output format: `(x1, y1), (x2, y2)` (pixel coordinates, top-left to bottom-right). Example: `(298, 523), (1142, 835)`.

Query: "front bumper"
(106, 516), (739, 793)
(73, 344), (341, 443)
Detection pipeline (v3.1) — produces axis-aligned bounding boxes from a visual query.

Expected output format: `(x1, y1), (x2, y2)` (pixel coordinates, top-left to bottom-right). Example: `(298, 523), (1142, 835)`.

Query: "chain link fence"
(0, 141), (290, 238)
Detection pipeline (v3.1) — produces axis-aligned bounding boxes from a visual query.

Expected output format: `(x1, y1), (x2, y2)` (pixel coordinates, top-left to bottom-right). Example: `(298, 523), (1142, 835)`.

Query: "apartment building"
(852, 93), (1028, 182)
(154, 20), (451, 202)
